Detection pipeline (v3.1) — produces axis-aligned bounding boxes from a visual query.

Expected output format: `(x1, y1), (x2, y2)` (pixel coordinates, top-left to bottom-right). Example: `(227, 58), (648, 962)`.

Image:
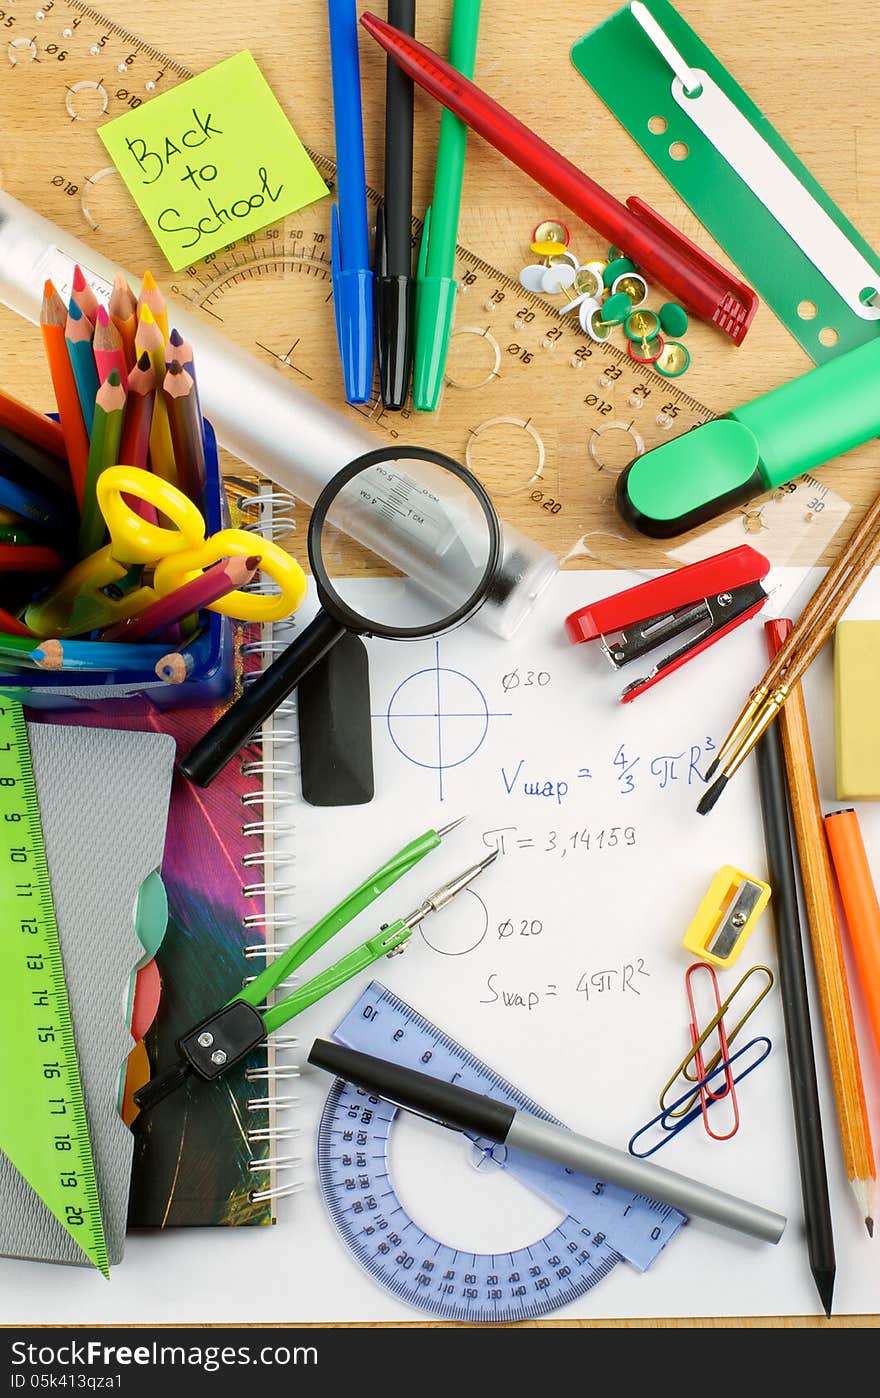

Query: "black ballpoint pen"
(374, 0), (416, 409)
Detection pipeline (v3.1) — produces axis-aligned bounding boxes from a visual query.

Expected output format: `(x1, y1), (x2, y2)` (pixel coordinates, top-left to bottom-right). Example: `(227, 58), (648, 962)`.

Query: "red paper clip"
(685, 963), (739, 1141)
(565, 545), (771, 701)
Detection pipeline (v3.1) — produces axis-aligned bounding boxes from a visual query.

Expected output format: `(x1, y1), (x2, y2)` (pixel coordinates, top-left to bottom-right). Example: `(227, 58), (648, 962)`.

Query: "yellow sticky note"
(97, 51), (329, 271)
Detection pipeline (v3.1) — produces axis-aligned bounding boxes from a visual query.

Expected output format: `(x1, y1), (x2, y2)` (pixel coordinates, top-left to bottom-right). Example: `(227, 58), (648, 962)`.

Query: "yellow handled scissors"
(26, 467), (307, 638)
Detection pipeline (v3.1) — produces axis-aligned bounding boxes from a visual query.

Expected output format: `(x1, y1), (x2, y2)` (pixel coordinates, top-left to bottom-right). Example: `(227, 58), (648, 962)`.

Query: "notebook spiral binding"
(234, 483), (302, 1204)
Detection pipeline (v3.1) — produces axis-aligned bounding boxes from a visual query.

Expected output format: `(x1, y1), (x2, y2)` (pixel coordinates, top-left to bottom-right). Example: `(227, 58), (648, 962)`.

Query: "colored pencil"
(109, 272), (138, 370)
(31, 638), (169, 672)
(163, 360), (205, 501)
(767, 618), (876, 1234)
(0, 386), (66, 460)
(40, 279), (90, 506)
(118, 352), (155, 471)
(0, 543), (63, 572)
(70, 263), (99, 324)
(94, 304), (129, 390)
(155, 649), (196, 684)
(64, 297), (99, 434)
(138, 270), (169, 341)
(755, 718), (836, 1317)
(117, 352), (159, 525)
(167, 326), (204, 441)
(104, 554), (260, 642)
(0, 422), (77, 500)
(0, 611), (35, 639)
(78, 370), (126, 558)
(135, 304), (177, 485)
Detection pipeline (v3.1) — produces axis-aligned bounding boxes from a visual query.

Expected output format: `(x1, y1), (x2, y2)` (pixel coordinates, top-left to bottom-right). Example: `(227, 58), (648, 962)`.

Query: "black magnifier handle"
(179, 610), (346, 788)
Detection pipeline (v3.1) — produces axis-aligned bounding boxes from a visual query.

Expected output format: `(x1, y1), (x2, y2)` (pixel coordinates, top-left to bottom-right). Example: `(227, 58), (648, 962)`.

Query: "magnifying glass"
(179, 446), (502, 788)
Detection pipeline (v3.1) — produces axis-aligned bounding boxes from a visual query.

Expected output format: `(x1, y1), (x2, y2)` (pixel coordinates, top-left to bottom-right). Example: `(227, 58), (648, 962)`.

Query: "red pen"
(361, 12), (758, 343)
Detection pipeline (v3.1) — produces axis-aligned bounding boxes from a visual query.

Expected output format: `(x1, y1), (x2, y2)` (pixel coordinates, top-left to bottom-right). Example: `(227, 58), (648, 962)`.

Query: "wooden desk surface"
(0, 0), (877, 1328)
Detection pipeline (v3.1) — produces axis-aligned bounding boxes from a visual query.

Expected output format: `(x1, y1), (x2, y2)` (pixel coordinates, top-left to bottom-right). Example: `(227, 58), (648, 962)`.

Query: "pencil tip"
(43, 278), (56, 297)
(697, 775), (727, 815)
(169, 327), (184, 346)
(142, 269), (157, 291)
(137, 350), (151, 370)
(866, 1216), (874, 1238)
(72, 264), (86, 291)
(67, 297), (83, 321)
(814, 1267), (835, 1317)
(95, 303), (110, 325)
(138, 303), (155, 324)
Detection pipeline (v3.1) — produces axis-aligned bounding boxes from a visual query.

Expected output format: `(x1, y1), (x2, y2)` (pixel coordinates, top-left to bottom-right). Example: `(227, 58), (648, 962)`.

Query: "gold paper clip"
(659, 963), (774, 1120)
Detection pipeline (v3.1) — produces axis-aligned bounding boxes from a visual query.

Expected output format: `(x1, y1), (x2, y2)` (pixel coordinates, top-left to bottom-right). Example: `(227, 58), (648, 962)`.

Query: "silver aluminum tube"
(0, 191), (558, 636)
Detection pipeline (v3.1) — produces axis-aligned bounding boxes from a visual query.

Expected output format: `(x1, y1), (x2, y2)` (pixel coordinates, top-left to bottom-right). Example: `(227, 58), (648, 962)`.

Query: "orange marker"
(826, 808), (880, 1061)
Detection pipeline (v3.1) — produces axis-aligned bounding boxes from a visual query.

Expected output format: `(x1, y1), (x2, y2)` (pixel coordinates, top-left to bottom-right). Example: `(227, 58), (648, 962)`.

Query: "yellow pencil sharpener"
(682, 866), (771, 969)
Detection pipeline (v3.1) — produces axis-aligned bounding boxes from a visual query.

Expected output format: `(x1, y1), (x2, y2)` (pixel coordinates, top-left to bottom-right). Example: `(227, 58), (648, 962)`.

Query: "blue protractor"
(316, 982), (684, 1323)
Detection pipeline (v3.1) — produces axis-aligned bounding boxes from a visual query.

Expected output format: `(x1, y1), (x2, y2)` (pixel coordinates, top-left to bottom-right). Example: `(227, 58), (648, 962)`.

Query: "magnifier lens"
(314, 454), (497, 634)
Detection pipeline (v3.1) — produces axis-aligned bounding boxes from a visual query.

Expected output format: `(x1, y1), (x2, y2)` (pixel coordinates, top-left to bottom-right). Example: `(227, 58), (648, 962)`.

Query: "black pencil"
(755, 719), (836, 1318)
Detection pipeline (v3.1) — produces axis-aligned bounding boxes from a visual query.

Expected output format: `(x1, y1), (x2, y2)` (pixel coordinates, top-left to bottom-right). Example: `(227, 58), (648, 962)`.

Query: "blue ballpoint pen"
(328, 0), (374, 405)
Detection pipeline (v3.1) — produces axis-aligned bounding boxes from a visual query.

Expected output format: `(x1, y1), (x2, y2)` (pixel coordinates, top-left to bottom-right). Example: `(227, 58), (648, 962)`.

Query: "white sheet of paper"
(4, 569), (879, 1322)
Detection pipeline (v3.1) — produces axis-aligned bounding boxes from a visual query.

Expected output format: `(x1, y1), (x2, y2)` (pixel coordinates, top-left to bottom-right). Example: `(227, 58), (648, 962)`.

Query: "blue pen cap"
(2, 419), (234, 712)
(331, 203), (375, 405)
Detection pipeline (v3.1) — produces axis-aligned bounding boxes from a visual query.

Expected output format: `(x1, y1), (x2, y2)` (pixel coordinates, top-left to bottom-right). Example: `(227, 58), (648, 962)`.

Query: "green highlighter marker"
(618, 336), (880, 537)
(414, 0), (482, 412)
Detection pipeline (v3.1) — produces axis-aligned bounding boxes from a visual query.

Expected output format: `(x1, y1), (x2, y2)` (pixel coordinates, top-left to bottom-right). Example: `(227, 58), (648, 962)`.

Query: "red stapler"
(565, 545), (771, 702)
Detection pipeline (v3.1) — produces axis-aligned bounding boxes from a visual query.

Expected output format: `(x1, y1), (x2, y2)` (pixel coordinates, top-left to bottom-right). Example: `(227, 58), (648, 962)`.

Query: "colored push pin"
(532, 219), (570, 246)
(628, 334), (665, 364)
(624, 308), (661, 342)
(659, 302), (689, 338)
(603, 255), (638, 288)
(656, 340), (691, 377)
(612, 272), (649, 306)
(599, 291), (633, 325)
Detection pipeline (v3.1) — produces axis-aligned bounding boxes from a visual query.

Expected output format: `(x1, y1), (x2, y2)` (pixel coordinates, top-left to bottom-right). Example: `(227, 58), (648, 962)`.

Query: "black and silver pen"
(308, 1038), (787, 1245)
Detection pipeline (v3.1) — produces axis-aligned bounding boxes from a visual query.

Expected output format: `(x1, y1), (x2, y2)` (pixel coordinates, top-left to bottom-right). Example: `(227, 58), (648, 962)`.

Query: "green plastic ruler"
(0, 702), (108, 1276)
(571, 0), (880, 364)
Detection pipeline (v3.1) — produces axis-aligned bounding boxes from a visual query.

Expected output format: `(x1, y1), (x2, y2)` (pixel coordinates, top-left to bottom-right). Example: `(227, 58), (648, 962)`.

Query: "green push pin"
(600, 291), (633, 325)
(603, 256), (638, 288)
(659, 302), (689, 338)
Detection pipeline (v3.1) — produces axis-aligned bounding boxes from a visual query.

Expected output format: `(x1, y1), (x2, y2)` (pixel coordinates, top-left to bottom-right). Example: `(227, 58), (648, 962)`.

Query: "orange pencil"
(137, 270), (169, 341)
(71, 264), (99, 324)
(0, 386), (66, 460)
(826, 809), (880, 1063)
(39, 279), (89, 507)
(109, 272), (138, 371)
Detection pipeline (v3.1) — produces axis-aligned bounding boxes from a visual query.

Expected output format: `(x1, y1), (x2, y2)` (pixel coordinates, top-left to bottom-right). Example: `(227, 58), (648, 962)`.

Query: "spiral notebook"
(41, 484), (300, 1230)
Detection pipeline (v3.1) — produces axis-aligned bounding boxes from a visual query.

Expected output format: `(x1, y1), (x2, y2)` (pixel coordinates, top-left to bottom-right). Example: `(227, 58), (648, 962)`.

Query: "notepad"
(98, 51), (329, 270)
(6, 571), (880, 1320)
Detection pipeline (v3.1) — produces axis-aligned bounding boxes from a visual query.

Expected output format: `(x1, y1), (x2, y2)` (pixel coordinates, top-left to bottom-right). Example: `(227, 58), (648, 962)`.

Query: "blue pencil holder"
(1, 419), (235, 712)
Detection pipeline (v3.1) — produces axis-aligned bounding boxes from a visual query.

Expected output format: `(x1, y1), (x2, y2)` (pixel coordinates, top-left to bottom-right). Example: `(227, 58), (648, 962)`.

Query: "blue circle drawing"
(378, 641), (510, 800)
(386, 666), (489, 771)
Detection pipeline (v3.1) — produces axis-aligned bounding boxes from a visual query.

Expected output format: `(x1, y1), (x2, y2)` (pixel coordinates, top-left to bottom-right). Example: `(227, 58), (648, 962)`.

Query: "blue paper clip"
(628, 1036), (773, 1158)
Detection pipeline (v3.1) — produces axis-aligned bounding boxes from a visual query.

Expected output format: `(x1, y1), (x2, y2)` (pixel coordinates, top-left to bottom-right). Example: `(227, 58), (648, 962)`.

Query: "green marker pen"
(618, 336), (880, 537)
(413, 0), (482, 412)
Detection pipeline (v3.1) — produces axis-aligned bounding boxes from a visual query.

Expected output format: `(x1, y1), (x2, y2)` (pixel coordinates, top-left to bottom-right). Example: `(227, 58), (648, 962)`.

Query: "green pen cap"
(619, 336), (880, 537)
